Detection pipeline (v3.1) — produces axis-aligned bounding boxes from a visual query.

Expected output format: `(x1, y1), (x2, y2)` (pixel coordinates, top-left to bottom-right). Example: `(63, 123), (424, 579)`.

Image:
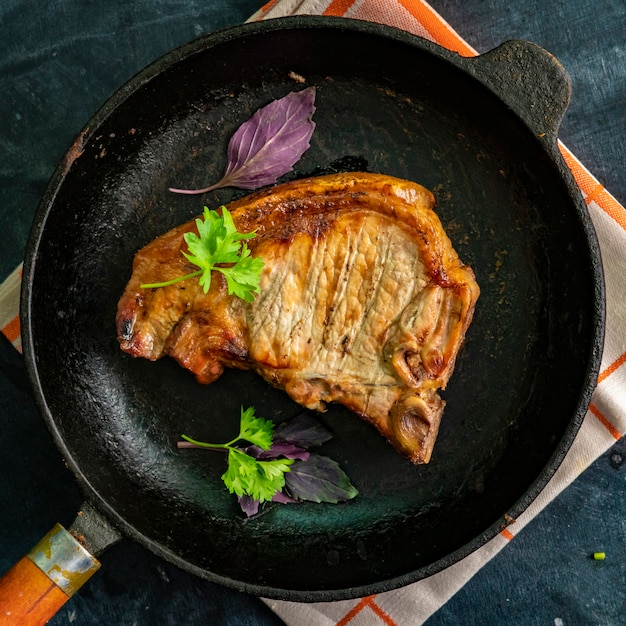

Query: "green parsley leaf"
(222, 448), (293, 502)
(238, 406), (274, 450)
(141, 206), (263, 301)
(216, 244), (265, 303)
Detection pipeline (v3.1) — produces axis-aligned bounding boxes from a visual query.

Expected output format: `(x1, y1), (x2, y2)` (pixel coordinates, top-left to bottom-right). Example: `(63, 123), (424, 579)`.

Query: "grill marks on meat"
(117, 173), (479, 463)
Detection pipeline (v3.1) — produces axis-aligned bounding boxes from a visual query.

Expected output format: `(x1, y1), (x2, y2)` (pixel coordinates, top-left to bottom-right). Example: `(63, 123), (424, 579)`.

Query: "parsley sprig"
(180, 407), (293, 503)
(141, 206), (264, 303)
(178, 408), (359, 517)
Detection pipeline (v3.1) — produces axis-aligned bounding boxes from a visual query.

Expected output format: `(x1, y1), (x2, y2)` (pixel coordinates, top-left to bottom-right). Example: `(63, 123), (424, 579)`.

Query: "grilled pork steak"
(117, 173), (479, 463)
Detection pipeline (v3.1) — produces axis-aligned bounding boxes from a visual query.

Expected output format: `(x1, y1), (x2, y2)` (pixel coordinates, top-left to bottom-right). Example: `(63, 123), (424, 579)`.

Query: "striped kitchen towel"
(2, 1), (625, 625)
(0, 264), (22, 352)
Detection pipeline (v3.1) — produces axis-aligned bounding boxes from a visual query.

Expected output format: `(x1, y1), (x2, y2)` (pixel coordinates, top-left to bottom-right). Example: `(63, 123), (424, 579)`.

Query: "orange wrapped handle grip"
(0, 557), (69, 624)
(0, 524), (100, 625)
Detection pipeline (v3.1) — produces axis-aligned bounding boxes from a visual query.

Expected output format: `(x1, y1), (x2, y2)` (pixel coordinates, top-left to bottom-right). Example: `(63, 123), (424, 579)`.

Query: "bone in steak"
(117, 173), (479, 463)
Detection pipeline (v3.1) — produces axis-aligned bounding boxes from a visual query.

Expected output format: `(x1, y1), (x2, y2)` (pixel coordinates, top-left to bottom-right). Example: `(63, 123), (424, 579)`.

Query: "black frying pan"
(16, 15), (604, 606)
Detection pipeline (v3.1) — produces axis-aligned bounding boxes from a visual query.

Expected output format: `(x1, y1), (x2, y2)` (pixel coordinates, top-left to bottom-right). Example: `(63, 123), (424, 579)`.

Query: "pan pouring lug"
(461, 40), (572, 141)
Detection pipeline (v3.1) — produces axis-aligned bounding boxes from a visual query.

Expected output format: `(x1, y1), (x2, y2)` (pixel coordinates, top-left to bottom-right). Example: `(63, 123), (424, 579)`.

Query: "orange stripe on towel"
(369, 597), (399, 626)
(336, 596), (373, 625)
(593, 186), (626, 231)
(336, 595), (399, 626)
(560, 144), (626, 231)
(589, 403), (622, 441)
(323, 0), (358, 16)
(1, 315), (20, 344)
(583, 182), (606, 207)
(256, 0), (280, 15)
(598, 351), (626, 384)
(398, 0), (477, 56)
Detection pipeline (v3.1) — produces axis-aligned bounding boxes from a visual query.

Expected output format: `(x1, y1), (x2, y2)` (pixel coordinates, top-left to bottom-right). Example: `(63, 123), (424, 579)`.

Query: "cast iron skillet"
(19, 16), (604, 603)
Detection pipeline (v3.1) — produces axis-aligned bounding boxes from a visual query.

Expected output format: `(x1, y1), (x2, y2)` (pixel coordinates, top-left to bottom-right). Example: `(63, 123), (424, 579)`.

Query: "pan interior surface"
(22, 19), (602, 600)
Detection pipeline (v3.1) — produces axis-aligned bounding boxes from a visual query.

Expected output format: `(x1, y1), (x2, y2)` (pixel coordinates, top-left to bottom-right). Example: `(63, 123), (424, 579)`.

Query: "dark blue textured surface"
(1, 1), (625, 624)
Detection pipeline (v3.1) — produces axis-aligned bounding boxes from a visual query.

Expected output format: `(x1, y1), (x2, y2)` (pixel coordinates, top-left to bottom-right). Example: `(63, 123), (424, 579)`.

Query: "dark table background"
(1, 1), (625, 624)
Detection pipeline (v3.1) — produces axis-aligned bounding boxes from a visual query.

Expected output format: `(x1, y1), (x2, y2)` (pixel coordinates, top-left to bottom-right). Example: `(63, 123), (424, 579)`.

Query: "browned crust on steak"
(117, 172), (479, 463)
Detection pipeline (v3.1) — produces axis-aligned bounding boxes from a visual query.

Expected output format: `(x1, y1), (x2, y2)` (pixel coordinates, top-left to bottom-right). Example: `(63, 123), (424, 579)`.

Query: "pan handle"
(0, 503), (121, 625)
(463, 40), (572, 141)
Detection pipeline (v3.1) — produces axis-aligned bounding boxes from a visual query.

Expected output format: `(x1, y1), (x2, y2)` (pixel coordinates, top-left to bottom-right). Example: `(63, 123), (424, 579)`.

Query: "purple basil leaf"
(245, 442), (310, 461)
(238, 495), (260, 517)
(170, 87), (316, 195)
(222, 87), (316, 188)
(274, 413), (333, 449)
(238, 490), (298, 517)
(284, 455), (358, 504)
(272, 490), (298, 504)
